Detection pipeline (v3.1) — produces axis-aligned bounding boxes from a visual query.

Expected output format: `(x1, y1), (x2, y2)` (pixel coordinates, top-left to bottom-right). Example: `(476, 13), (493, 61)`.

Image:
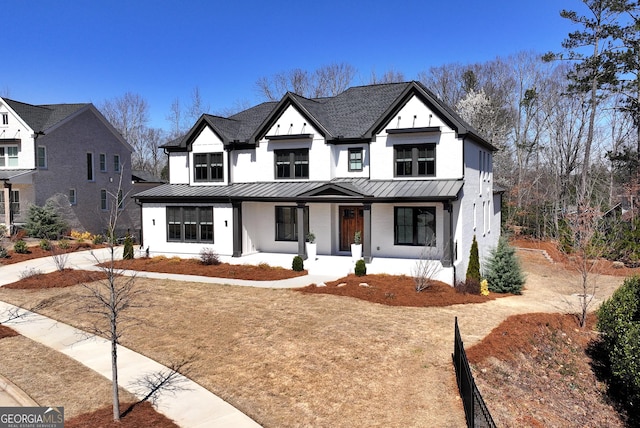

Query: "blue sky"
(4, 0), (585, 130)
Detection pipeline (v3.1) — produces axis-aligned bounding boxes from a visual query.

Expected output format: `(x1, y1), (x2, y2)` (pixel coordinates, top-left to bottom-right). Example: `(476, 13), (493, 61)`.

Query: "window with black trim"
(275, 206), (309, 241)
(194, 153), (223, 182)
(348, 148), (363, 171)
(1, 113), (8, 125)
(394, 207), (436, 246)
(87, 153), (94, 181)
(394, 144), (435, 177)
(166, 206), (214, 243)
(275, 149), (309, 179)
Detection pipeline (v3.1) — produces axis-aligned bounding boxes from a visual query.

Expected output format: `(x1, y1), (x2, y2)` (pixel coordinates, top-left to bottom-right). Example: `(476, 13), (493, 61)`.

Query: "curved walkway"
(0, 248), (298, 427)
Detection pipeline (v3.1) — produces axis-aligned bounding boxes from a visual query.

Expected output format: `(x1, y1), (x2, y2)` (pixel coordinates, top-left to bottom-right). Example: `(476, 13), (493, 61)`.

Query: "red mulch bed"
(0, 242), (101, 265)
(107, 257), (307, 281)
(3, 269), (109, 289)
(0, 325), (18, 339)
(298, 274), (500, 306)
(65, 401), (178, 428)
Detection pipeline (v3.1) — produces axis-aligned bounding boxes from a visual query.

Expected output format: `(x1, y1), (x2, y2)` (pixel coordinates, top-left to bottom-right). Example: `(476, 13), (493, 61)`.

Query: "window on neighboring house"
(117, 190), (124, 210)
(100, 189), (108, 210)
(166, 206), (215, 243)
(394, 207), (436, 246)
(275, 206), (309, 241)
(69, 189), (77, 206)
(1, 113), (8, 125)
(194, 153), (224, 182)
(87, 153), (94, 181)
(114, 154), (121, 173)
(394, 144), (435, 177)
(348, 148), (363, 172)
(0, 190), (20, 216)
(275, 149), (309, 179)
(100, 153), (107, 172)
(37, 146), (47, 169)
(0, 146), (19, 167)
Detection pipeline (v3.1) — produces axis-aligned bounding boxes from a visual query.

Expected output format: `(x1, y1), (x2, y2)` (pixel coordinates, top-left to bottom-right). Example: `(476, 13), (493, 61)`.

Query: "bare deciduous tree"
(255, 62), (356, 100)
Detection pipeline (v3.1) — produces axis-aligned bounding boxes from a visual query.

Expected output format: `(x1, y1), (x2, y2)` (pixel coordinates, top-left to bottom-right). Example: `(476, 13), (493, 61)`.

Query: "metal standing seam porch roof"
(134, 178), (464, 203)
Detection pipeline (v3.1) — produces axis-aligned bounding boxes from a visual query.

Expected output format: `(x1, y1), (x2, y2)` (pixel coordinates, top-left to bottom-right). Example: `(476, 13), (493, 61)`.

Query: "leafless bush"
(51, 246), (69, 271)
(19, 267), (43, 280)
(412, 247), (443, 292)
(200, 247), (221, 265)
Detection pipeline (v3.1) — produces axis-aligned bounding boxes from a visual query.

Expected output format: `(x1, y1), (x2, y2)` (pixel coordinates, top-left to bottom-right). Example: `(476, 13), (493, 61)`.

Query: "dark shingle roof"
(4, 99), (87, 132)
(176, 81), (493, 150)
(134, 178), (463, 202)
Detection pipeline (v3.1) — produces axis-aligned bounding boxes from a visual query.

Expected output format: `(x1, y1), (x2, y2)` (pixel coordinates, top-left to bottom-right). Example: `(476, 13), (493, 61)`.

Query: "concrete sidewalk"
(0, 301), (261, 427)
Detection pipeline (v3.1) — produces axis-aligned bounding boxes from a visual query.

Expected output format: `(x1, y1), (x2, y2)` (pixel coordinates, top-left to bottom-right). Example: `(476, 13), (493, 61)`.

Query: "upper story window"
(37, 146), (47, 169)
(100, 189), (108, 211)
(394, 144), (435, 177)
(114, 154), (121, 173)
(0, 146), (18, 167)
(194, 153), (223, 182)
(100, 153), (107, 172)
(1, 113), (8, 125)
(348, 148), (363, 172)
(87, 153), (94, 181)
(275, 149), (308, 179)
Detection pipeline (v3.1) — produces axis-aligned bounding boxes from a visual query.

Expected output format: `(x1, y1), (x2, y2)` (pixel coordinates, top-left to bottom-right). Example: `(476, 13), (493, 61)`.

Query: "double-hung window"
(114, 154), (121, 173)
(348, 148), (363, 171)
(194, 153), (223, 182)
(100, 153), (107, 172)
(394, 207), (436, 246)
(69, 189), (77, 205)
(100, 189), (108, 211)
(275, 149), (309, 179)
(394, 144), (435, 177)
(275, 206), (309, 241)
(166, 207), (214, 243)
(0, 146), (18, 167)
(37, 146), (47, 169)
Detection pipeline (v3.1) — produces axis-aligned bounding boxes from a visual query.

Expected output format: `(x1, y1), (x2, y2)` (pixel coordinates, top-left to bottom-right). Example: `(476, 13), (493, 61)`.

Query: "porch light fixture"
(152, 219), (155, 225)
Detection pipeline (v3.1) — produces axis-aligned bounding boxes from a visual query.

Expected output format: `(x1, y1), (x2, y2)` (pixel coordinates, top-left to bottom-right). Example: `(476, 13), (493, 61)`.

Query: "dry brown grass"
(0, 335), (137, 418)
(0, 243), (631, 427)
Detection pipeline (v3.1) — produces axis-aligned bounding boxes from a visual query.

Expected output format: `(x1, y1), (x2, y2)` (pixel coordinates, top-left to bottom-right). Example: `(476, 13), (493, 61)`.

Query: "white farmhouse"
(135, 82), (501, 284)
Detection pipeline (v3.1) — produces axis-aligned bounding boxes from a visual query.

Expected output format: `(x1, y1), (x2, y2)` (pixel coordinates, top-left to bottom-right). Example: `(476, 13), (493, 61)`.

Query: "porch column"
(297, 202), (307, 259)
(2, 184), (10, 230)
(442, 202), (453, 267)
(232, 201), (242, 257)
(363, 202), (372, 263)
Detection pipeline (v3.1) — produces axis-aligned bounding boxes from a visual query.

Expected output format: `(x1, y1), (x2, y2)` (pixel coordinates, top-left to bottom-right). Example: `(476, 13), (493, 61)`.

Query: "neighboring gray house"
(0, 97), (138, 236)
(136, 82), (501, 284)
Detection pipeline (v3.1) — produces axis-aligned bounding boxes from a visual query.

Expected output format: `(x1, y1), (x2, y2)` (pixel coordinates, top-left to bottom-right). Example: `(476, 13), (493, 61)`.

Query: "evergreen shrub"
(292, 256), (304, 271)
(354, 259), (366, 276)
(123, 235), (134, 260)
(485, 238), (525, 294)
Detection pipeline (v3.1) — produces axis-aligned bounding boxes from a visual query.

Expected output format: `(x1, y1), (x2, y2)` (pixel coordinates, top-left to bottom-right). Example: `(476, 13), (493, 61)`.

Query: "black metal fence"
(452, 317), (496, 428)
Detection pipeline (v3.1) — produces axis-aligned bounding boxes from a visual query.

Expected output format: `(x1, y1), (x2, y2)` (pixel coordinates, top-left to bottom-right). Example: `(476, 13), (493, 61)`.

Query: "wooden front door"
(340, 206), (364, 251)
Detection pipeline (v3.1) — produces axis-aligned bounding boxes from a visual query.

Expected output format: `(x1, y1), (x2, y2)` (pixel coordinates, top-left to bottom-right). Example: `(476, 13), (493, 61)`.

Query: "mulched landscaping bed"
(65, 401), (178, 428)
(0, 325), (18, 339)
(0, 242), (101, 265)
(107, 256), (307, 281)
(3, 269), (109, 289)
(298, 274), (501, 306)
